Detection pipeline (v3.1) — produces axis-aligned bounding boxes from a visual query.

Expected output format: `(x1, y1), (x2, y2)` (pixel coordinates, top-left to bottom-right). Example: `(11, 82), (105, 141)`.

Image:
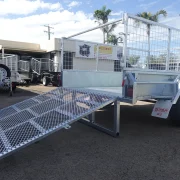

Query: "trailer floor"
(0, 85), (180, 180)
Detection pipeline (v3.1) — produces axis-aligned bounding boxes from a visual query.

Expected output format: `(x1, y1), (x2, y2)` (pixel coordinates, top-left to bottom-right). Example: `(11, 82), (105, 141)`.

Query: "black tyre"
(31, 73), (38, 83)
(169, 98), (180, 125)
(43, 76), (50, 86)
(0, 64), (11, 78)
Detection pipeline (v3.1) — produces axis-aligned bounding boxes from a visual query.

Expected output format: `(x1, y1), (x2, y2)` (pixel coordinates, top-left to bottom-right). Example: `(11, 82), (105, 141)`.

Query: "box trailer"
(19, 57), (61, 86)
(0, 54), (21, 95)
(2, 13), (180, 160)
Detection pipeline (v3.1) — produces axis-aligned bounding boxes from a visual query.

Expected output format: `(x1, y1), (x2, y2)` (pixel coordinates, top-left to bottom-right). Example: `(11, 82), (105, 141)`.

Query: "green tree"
(136, 10), (167, 67)
(136, 10), (167, 35)
(94, 5), (117, 43)
(107, 34), (123, 45)
(128, 55), (140, 65)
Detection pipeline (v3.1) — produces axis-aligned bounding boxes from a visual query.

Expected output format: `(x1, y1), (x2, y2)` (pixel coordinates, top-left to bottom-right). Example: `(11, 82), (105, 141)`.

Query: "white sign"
(151, 100), (172, 119)
(75, 41), (123, 60)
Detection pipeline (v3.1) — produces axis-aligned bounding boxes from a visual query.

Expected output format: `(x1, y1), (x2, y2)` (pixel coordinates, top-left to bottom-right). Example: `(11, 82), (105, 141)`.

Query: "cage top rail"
(66, 18), (123, 39)
(65, 13), (180, 39)
(127, 13), (180, 31)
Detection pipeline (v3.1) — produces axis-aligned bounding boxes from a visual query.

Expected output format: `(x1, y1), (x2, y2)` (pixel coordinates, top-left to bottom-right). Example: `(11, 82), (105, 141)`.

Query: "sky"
(0, 0), (180, 44)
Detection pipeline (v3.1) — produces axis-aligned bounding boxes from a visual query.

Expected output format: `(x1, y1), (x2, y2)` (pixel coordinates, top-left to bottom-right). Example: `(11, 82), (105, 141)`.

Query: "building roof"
(0, 39), (47, 53)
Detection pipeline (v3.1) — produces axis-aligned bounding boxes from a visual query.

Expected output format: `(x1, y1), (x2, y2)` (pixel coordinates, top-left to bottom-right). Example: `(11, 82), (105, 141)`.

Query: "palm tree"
(107, 34), (123, 45)
(135, 10), (167, 68)
(136, 10), (167, 35)
(94, 5), (117, 43)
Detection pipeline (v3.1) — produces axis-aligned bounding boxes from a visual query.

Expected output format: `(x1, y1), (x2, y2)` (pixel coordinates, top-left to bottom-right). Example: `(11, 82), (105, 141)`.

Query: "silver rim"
(43, 77), (46, 85)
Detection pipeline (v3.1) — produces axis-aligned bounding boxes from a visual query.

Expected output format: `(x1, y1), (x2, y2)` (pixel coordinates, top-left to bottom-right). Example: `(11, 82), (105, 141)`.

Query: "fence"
(60, 13), (180, 72)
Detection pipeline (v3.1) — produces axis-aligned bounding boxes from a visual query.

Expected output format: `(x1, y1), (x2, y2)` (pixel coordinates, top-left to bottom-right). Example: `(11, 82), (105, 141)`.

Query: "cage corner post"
(123, 13), (128, 68)
(60, 37), (64, 87)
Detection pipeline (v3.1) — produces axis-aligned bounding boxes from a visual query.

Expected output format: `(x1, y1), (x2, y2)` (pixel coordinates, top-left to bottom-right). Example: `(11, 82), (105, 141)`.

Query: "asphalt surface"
(0, 85), (180, 180)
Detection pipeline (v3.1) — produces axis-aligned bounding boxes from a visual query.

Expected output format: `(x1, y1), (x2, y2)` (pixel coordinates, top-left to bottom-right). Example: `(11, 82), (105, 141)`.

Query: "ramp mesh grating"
(0, 87), (117, 159)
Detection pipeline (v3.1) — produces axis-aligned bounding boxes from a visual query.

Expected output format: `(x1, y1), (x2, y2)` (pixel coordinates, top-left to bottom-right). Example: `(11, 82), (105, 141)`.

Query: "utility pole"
(44, 25), (54, 40)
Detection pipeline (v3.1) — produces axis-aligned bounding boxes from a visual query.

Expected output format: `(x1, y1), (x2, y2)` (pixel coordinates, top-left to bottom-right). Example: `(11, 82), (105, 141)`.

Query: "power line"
(44, 24), (54, 40)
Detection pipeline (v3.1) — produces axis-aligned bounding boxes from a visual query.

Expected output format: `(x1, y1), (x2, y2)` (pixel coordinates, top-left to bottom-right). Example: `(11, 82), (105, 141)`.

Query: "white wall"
(63, 71), (123, 88)
(73, 56), (114, 71)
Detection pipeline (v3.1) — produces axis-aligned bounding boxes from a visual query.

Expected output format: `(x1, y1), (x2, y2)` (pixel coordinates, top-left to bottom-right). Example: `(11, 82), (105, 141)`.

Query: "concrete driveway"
(0, 85), (180, 180)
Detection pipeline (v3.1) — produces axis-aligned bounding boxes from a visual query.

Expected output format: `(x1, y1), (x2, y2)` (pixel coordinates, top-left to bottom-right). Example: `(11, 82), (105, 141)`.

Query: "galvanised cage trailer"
(19, 57), (60, 86)
(1, 13), (180, 160)
(0, 53), (21, 95)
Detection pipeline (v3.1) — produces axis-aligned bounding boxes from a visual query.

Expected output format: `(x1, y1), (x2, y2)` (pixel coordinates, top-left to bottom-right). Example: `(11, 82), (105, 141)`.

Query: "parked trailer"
(20, 57), (61, 86)
(2, 13), (180, 160)
(59, 12), (180, 126)
(0, 54), (21, 95)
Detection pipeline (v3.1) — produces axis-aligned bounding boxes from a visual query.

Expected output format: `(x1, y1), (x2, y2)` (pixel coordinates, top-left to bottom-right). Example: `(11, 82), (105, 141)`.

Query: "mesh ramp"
(0, 87), (118, 159)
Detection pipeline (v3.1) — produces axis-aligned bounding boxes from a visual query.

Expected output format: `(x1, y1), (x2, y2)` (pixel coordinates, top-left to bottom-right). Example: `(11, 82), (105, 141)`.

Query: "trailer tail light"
(122, 76), (127, 87)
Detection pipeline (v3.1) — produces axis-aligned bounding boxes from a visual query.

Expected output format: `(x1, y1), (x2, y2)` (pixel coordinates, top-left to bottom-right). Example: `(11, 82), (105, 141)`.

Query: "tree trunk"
(103, 31), (105, 44)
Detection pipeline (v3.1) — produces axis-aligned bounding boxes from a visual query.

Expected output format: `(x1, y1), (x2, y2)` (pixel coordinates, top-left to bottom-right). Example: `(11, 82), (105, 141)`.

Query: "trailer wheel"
(169, 98), (180, 125)
(0, 64), (11, 78)
(31, 73), (38, 83)
(43, 76), (50, 86)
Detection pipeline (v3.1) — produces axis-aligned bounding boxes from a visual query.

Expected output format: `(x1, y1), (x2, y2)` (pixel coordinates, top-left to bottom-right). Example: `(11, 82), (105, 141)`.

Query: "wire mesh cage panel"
(0, 87), (117, 159)
(31, 58), (41, 74)
(18, 60), (30, 72)
(62, 13), (180, 72)
(124, 14), (180, 71)
(169, 30), (180, 71)
(0, 55), (18, 71)
(31, 58), (59, 73)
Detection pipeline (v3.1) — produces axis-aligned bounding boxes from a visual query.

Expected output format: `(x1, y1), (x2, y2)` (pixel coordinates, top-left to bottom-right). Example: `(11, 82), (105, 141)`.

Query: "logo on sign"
(79, 44), (91, 57)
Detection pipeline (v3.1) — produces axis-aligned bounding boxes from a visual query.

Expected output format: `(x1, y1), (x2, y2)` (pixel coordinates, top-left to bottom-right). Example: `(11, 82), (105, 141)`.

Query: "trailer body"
(18, 57), (61, 86)
(0, 54), (21, 92)
(57, 13), (180, 124)
(2, 12), (180, 160)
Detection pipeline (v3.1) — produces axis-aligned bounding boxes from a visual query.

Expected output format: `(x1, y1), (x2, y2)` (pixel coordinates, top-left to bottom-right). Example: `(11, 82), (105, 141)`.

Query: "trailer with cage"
(0, 54), (21, 95)
(57, 13), (180, 125)
(18, 57), (61, 86)
(2, 12), (180, 160)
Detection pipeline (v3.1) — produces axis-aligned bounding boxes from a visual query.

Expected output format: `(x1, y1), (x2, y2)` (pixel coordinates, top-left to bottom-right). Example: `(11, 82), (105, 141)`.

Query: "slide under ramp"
(0, 87), (118, 159)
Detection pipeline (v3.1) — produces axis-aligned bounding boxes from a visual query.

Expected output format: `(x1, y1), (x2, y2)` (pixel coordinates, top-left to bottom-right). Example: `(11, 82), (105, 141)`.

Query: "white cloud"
(0, 0), (63, 16)
(111, 11), (123, 16)
(68, 1), (82, 9)
(0, 1), (179, 49)
(0, 10), (101, 43)
(139, 1), (159, 10)
(0, 7), (125, 45)
(113, 0), (125, 4)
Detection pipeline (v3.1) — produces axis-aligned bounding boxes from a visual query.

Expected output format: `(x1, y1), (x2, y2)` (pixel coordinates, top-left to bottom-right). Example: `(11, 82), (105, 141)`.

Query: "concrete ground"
(0, 84), (180, 180)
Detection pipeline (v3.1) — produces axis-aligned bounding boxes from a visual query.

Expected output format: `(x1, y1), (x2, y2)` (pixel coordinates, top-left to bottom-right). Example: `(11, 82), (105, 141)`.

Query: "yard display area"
(0, 85), (179, 180)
